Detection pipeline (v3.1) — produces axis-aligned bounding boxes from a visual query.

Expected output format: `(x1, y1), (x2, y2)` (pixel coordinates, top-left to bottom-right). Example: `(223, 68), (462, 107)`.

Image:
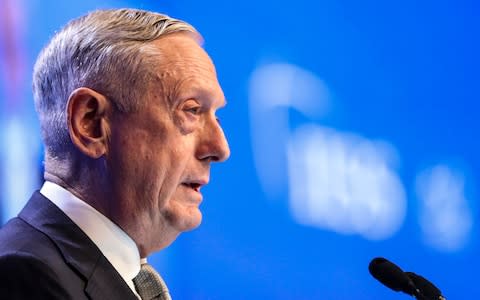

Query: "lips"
(181, 178), (208, 193)
(183, 182), (202, 192)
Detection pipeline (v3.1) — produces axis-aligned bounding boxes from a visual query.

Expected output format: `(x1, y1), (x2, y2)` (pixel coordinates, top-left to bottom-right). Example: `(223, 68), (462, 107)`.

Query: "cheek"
(154, 145), (191, 199)
(109, 133), (169, 197)
(173, 110), (199, 135)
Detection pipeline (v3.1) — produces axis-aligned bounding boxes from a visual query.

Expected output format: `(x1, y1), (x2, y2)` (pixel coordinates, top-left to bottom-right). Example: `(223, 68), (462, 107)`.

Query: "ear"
(66, 87), (111, 159)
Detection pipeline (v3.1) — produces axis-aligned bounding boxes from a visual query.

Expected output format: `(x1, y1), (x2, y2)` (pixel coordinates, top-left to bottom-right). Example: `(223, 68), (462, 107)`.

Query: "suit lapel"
(19, 192), (138, 300)
(85, 254), (138, 299)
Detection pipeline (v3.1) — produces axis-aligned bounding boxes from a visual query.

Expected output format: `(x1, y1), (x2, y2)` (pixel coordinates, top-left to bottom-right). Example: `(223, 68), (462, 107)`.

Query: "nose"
(196, 116), (230, 163)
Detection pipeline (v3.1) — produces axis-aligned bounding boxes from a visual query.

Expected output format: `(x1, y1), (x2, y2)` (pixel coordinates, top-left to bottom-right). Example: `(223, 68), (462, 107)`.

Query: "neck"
(44, 153), (180, 258)
(44, 153), (112, 219)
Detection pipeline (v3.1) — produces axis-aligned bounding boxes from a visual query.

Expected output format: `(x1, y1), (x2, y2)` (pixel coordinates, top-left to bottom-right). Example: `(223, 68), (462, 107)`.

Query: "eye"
(182, 100), (201, 115)
(186, 106), (201, 115)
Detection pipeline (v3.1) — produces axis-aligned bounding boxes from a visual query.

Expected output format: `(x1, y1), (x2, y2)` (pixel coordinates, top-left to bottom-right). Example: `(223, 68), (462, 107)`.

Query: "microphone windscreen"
(368, 257), (416, 295)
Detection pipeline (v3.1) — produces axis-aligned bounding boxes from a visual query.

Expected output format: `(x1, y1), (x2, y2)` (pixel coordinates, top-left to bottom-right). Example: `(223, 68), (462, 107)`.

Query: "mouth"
(182, 182), (202, 192)
(181, 178), (208, 193)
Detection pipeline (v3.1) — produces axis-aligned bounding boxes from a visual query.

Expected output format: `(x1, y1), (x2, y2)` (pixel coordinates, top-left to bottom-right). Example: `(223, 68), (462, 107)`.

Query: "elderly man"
(0, 8), (230, 299)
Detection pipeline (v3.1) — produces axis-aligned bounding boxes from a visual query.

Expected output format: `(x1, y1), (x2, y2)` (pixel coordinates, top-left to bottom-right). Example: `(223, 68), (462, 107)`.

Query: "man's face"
(107, 33), (230, 252)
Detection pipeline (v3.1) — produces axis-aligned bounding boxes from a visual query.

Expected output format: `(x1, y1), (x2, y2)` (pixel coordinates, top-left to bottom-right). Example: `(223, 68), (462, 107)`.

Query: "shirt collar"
(40, 181), (141, 293)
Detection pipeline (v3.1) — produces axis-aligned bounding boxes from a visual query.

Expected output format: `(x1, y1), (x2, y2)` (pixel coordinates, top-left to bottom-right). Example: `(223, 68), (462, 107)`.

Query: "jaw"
(121, 186), (204, 257)
(120, 204), (183, 257)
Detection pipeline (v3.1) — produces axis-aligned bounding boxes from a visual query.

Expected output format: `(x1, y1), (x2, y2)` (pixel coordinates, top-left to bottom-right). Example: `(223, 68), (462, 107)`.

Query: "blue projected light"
(0, 0), (478, 299)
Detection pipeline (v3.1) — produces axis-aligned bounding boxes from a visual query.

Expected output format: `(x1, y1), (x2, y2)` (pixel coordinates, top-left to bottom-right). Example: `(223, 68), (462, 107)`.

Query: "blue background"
(0, 0), (478, 299)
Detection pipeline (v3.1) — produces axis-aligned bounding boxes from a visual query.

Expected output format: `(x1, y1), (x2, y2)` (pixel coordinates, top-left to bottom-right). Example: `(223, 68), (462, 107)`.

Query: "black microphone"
(406, 272), (446, 300)
(368, 257), (428, 299)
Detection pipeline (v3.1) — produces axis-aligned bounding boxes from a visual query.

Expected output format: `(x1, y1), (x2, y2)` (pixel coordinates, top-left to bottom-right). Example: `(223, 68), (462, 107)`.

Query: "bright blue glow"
(416, 164), (473, 251)
(287, 124), (406, 240)
(249, 63), (331, 200)
(1, 118), (39, 221)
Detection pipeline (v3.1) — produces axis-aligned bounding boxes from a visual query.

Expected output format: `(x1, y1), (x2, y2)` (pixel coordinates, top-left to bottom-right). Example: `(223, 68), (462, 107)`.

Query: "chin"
(146, 209), (202, 254)
(180, 210), (203, 232)
(166, 207), (203, 232)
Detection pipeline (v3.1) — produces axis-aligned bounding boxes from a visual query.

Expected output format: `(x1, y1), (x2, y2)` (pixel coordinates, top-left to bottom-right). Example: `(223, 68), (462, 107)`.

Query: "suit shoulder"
(0, 251), (72, 299)
(0, 219), (90, 299)
(0, 217), (55, 254)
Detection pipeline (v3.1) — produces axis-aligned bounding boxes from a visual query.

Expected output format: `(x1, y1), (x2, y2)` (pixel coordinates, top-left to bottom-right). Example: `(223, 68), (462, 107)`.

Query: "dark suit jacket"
(0, 191), (138, 300)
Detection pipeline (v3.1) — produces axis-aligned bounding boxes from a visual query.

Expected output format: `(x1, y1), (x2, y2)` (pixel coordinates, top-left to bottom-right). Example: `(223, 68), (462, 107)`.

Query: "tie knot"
(133, 263), (172, 300)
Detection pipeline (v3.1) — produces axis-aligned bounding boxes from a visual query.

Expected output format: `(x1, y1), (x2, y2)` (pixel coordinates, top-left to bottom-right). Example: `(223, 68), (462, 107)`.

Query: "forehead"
(150, 34), (217, 79)
(148, 33), (224, 105)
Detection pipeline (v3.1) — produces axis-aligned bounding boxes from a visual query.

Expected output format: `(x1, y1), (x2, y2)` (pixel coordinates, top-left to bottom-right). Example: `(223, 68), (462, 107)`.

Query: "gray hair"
(33, 8), (200, 159)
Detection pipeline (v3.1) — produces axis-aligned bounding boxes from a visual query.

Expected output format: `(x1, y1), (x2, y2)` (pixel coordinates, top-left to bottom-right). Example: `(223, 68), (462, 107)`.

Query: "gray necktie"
(133, 263), (172, 300)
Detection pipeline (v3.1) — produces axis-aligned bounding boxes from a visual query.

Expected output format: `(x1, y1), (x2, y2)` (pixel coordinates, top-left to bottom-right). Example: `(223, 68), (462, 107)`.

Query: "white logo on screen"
(248, 62), (473, 248)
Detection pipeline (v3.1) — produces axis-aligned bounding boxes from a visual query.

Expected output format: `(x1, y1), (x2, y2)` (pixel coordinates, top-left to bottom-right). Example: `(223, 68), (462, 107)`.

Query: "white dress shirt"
(40, 181), (141, 298)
